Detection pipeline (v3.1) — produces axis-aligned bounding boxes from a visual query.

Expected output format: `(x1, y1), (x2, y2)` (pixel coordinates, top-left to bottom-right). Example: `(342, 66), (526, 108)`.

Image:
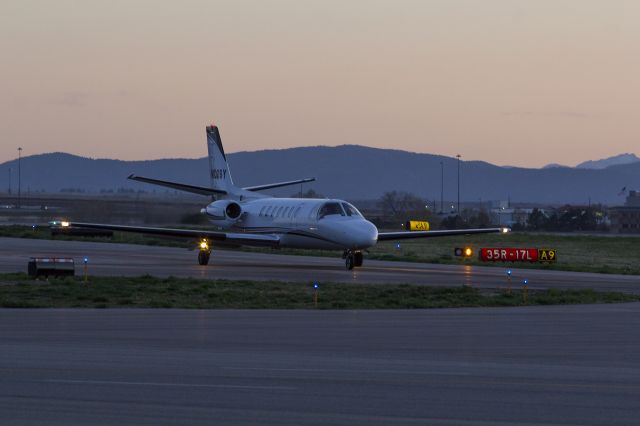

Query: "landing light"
(199, 240), (209, 250)
(501, 227), (510, 233)
(60, 221), (70, 227)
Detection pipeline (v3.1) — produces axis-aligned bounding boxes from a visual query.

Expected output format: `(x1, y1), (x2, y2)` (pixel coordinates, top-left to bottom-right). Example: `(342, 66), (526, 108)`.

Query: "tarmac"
(1, 237), (639, 424)
(0, 305), (639, 425)
(1, 237), (639, 293)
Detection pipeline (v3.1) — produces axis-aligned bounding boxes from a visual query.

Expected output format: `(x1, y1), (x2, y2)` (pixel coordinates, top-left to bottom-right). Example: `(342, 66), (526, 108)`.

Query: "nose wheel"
(344, 250), (364, 270)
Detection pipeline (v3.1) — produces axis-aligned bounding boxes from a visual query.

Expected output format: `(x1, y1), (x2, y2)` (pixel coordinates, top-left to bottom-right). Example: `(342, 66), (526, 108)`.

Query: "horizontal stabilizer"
(243, 177), (316, 192)
(128, 174), (227, 196)
(378, 228), (509, 241)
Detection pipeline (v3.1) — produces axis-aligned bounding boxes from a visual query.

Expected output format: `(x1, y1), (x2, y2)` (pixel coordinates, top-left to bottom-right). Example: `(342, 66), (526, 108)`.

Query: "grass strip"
(0, 273), (637, 309)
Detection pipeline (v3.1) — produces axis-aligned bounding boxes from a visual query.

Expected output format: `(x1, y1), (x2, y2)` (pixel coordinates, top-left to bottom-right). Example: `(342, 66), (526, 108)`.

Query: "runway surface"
(0, 305), (639, 425)
(1, 237), (639, 293)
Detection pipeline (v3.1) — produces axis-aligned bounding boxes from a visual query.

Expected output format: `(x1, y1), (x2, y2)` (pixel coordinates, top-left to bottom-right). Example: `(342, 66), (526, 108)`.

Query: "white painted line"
(45, 379), (295, 391)
(221, 366), (471, 376)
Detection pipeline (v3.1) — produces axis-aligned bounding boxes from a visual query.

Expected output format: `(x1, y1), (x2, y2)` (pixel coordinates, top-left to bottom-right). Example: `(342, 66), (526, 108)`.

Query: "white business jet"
(68, 125), (508, 269)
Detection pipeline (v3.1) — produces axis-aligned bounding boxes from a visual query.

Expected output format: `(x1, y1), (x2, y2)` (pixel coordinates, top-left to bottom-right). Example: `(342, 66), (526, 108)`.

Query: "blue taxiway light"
(313, 283), (319, 289)
(523, 279), (528, 285)
(507, 269), (512, 276)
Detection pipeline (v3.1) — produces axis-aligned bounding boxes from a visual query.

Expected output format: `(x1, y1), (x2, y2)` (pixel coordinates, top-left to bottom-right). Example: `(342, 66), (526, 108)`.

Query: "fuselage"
(204, 198), (379, 251)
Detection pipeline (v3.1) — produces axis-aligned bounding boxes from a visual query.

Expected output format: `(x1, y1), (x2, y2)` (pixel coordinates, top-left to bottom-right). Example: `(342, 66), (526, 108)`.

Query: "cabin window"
(276, 206), (284, 217)
(283, 207), (290, 217)
(259, 206), (266, 216)
(341, 203), (361, 217)
(318, 202), (345, 219)
(294, 206), (302, 217)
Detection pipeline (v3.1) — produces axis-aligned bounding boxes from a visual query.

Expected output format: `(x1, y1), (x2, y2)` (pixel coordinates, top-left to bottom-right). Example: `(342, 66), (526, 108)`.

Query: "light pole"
(18, 147), (22, 209)
(456, 154), (461, 213)
(439, 160), (444, 213)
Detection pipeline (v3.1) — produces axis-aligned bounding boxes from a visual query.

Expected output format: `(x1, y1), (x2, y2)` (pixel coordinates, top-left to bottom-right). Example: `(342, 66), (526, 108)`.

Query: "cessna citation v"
(67, 125), (509, 270)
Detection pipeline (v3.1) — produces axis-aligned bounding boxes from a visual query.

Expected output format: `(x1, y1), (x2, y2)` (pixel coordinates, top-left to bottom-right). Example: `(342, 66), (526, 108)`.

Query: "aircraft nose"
(353, 220), (378, 249)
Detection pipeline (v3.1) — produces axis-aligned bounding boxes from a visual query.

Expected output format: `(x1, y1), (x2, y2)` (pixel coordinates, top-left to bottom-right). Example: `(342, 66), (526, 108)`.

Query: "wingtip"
(127, 174), (135, 180)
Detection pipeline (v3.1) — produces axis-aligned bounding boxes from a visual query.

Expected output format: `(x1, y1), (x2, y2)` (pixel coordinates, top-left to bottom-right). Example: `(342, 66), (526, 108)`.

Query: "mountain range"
(544, 153), (640, 170)
(576, 153), (640, 169)
(0, 146), (638, 204)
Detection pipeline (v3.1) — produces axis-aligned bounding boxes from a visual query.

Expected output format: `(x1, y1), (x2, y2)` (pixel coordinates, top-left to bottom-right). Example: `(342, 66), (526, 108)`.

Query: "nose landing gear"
(343, 250), (364, 270)
(198, 240), (211, 265)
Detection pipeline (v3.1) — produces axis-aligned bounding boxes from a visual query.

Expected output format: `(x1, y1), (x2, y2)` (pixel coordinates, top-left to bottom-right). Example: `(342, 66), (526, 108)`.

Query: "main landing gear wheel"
(198, 250), (211, 265)
(354, 251), (363, 267)
(197, 239), (211, 266)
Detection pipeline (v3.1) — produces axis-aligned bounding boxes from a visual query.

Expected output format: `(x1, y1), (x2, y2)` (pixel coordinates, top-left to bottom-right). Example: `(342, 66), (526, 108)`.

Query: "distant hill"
(542, 163), (570, 169)
(0, 146), (638, 204)
(576, 153), (640, 170)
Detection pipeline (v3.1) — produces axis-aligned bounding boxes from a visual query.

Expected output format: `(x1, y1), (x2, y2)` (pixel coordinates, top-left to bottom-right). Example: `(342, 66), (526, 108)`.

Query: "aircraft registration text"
(211, 169), (227, 180)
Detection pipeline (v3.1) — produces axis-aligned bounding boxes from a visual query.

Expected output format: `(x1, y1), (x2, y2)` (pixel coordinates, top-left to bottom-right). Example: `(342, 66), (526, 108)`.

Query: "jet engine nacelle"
(203, 200), (243, 225)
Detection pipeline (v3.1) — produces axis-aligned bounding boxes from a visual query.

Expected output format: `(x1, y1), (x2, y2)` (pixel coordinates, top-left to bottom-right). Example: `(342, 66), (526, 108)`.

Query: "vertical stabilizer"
(206, 125), (235, 197)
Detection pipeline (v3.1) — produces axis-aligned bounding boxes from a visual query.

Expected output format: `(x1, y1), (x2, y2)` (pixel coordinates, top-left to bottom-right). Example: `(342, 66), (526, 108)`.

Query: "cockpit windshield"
(318, 202), (345, 219)
(341, 202), (361, 217)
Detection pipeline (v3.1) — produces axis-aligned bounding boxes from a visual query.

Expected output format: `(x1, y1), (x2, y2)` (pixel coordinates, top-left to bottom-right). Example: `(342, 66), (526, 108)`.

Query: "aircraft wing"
(378, 227), (509, 241)
(243, 177), (316, 192)
(66, 222), (279, 247)
(128, 174), (227, 196)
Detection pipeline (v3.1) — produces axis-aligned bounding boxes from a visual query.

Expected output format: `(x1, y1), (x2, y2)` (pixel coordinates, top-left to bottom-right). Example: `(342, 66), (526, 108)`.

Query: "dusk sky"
(1, 0), (639, 167)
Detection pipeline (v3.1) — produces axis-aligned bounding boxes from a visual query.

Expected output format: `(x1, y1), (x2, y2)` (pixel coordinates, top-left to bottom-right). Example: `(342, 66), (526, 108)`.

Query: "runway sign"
(480, 248), (557, 263)
(537, 249), (557, 263)
(406, 220), (430, 231)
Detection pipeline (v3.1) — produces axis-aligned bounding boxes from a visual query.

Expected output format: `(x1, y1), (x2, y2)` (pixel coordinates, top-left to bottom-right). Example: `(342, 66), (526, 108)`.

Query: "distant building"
(610, 190), (640, 233)
(489, 200), (514, 226)
(489, 200), (543, 227)
(625, 190), (640, 207)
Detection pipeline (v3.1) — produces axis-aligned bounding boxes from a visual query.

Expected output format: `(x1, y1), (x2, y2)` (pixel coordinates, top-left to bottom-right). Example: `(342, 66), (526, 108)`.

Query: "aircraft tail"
(205, 124), (312, 201)
(206, 125), (235, 197)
